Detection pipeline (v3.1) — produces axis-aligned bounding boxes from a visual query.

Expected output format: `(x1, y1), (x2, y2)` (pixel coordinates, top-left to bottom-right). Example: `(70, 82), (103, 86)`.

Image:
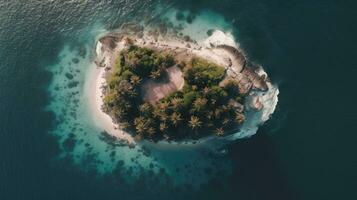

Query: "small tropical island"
(94, 23), (272, 142)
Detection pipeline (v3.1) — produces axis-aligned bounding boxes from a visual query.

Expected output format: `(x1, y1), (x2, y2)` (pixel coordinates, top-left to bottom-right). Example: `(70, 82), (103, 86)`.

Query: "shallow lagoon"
(46, 7), (278, 187)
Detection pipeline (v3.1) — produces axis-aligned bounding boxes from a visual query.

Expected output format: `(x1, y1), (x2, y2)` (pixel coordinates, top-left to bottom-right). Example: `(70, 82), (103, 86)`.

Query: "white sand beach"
(86, 63), (135, 144)
(87, 28), (277, 143)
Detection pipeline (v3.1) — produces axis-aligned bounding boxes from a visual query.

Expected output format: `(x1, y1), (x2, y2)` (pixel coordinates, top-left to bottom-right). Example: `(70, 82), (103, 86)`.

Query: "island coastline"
(89, 23), (278, 145)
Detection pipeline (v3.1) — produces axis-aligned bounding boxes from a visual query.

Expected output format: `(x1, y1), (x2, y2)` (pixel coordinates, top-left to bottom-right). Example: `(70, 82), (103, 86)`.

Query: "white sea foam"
(203, 30), (238, 48)
(201, 30), (279, 140)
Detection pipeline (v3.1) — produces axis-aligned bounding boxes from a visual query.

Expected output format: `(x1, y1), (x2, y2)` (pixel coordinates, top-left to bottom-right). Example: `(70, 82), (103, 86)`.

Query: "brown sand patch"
(142, 66), (184, 104)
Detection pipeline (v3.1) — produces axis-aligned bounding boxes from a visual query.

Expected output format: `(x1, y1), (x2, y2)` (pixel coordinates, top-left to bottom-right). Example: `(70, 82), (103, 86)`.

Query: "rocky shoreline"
(93, 23), (272, 142)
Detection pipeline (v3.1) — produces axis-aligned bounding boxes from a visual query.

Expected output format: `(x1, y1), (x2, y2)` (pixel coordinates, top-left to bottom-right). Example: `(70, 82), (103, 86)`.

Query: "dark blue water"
(1, 1), (356, 199)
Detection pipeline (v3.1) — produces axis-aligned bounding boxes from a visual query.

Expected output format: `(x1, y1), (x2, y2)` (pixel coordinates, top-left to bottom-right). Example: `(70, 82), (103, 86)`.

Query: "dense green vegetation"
(103, 45), (245, 141)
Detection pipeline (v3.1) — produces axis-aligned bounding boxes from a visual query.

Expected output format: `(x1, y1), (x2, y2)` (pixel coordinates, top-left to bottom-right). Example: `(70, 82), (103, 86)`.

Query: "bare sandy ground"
(87, 41), (135, 144)
(141, 66), (184, 104)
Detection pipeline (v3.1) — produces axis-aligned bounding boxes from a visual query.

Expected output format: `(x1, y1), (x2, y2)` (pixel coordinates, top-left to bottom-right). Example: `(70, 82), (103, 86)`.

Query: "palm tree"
(150, 69), (162, 79)
(113, 108), (125, 120)
(130, 75), (141, 86)
(215, 127), (224, 136)
(156, 101), (170, 121)
(159, 112), (169, 122)
(118, 80), (133, 95)
(139, 103), (152, 115)
(188, 116), (202, 130)
(170, 112), (182, 127)
(235, 112), (245, 124)
(117, 100), (131, 111)
(203, 87), (211, 95)
(134, 117), (146, 135)
(134, 116), (152, 135)
(193, 97), (207, 112)
(222, 118), (230, 127)
(171, 97), (183, 110)
(153, 107), (162, 118)
(159, 122), (168, 132)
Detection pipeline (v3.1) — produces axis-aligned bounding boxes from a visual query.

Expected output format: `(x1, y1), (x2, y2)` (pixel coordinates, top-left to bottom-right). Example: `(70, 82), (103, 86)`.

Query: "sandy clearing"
(142, 66), (184, 104)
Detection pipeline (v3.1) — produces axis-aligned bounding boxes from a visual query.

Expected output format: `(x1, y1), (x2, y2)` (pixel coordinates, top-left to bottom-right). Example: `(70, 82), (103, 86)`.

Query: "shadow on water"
(191, 127), (297, 200)
(227, 129), (297, 200)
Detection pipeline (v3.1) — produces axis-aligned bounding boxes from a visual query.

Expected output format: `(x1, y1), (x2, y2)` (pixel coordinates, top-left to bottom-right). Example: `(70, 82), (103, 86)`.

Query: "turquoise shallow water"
(46, 6), (269, 187)
(1, 1), (356, 200)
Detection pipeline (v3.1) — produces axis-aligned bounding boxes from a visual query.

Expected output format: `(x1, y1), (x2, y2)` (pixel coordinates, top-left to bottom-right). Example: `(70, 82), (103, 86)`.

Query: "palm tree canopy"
(139, 103), (152, 114)
(171, 112), (182, 126)
(159, 123), (168, 132)
(130, 75), (142, 85)
(188, 116), (202, 129)
(149, 69), (162, 79)
(171, 97), (183, 109)
(235, 112), (245, 124)
(215, 127), (224, 136)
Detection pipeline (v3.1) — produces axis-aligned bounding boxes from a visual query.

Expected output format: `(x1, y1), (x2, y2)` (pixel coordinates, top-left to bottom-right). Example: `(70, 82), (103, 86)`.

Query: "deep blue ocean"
(1, 1), (356, 200)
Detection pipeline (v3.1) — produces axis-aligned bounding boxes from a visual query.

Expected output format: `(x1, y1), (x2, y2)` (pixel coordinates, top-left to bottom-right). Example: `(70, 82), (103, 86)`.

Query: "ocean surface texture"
(0, 1), (356, 200)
